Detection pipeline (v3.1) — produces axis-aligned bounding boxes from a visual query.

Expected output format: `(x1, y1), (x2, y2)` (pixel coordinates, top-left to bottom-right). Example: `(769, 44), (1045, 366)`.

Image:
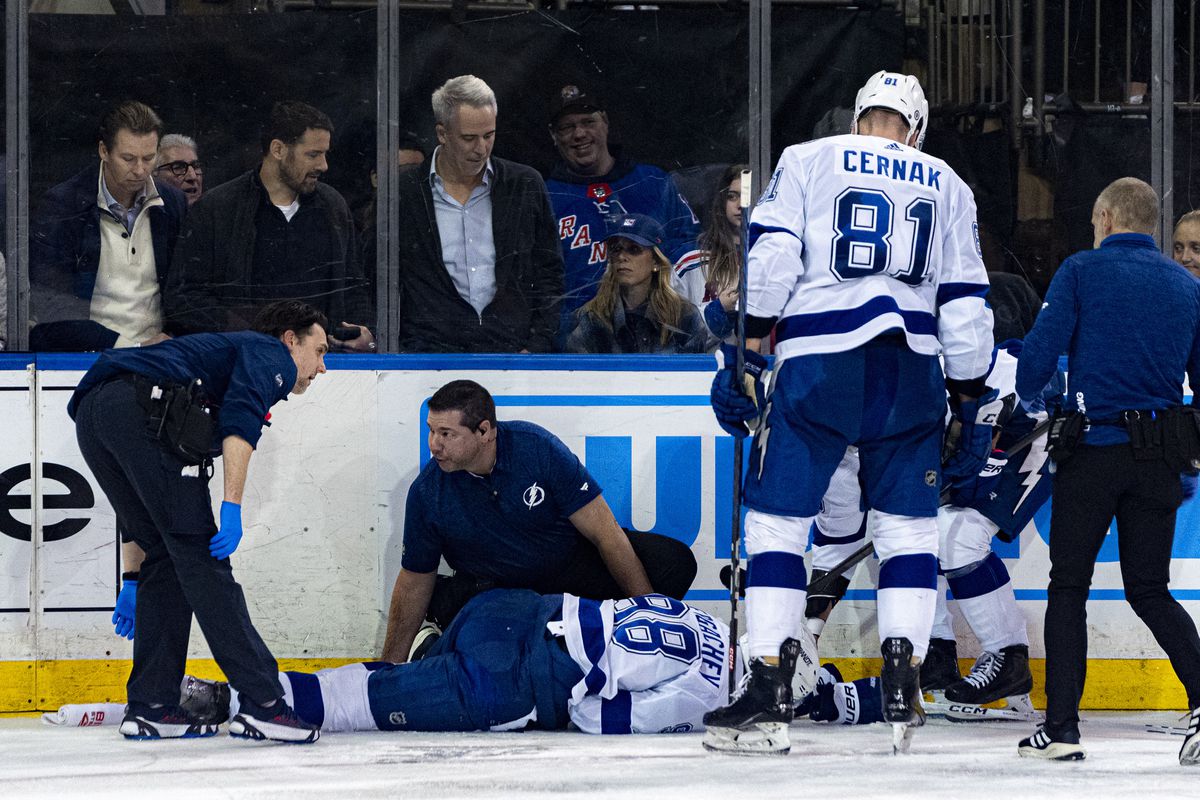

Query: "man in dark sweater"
(165, 102), (374, 351)
(394, 75), (563, 353)
(1015, 177), (1200, 764)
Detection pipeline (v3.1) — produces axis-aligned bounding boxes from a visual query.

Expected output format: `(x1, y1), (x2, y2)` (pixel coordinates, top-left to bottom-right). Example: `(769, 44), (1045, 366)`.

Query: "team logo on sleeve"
(275, 373), (284, 388)
(972, 222), (982, 257)
(523, 482), (545, 510)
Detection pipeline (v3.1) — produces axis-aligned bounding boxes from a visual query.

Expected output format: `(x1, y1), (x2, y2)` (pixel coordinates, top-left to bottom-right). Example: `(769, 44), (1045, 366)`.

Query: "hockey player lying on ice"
(211, 588), (817, 736)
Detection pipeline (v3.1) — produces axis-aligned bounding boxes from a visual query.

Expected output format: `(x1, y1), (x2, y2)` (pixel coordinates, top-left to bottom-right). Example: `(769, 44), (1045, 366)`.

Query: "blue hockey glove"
(711, 343), (768, 438)
(948, 450), (1007, 507)
(210, 501), (243, 560)
(1183, 473), (1197, 503)
(943, 387), (1002, 485)
(112, 580), (137, 640)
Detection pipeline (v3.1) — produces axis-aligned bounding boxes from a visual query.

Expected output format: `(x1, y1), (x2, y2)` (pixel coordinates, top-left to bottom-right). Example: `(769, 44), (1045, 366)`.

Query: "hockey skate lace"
(962, 651), (1002, 689)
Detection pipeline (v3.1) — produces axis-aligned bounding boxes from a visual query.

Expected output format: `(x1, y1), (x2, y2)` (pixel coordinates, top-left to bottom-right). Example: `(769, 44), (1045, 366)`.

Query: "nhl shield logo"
(925, 470), (937, 487)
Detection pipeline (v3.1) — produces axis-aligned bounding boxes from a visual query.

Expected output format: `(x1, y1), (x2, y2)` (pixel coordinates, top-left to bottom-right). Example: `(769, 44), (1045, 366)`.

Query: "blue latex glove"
(112, 580), (137, 640)
(1183, 473), (1197, 503)
(710, 343), (768, 438)
(948, 450), (1007, 507)
(943, 388), (1003, 485)
(210, 501), (243, 560)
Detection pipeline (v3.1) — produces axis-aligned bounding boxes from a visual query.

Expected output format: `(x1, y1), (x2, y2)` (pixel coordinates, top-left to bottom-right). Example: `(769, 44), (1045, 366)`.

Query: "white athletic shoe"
(408, 621), (442, 662)
(1017, 727), (1086, 761)
(119, 703), (219, 740)
(229, 698), (319, 744)
(1180, 707), (1200, 766)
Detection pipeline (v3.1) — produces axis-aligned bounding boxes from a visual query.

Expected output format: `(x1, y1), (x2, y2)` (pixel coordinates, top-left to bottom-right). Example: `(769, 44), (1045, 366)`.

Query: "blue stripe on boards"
(600, 690), (633, 734)
(878, 553), (938, 590)
(946, 553), (1010, 600)
(746, 552), (808, 590)
(776, 296), (937, 342)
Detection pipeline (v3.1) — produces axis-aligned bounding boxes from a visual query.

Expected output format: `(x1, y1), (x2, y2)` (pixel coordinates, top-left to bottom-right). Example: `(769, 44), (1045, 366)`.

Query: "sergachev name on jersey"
(836, 147), (943, 190)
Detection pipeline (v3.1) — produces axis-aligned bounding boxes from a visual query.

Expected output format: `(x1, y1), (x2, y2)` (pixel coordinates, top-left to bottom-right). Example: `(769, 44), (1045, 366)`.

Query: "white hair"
(431, 75), (497, 126)
(156, 133), (198, 165)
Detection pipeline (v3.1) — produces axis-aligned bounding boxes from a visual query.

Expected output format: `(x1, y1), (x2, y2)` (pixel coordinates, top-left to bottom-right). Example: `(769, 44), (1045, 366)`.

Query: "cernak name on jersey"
(837, 148), (943, 190)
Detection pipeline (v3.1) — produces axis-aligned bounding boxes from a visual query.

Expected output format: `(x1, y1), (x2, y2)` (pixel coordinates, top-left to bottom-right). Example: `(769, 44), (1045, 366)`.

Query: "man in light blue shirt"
(429, 131), (498, 317)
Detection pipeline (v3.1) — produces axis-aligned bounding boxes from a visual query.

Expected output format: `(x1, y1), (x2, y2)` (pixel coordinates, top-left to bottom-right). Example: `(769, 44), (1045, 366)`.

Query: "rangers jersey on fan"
(559, 593), (730, 734)
(747, 133), (992, 381)
(547, 161), (703, 334)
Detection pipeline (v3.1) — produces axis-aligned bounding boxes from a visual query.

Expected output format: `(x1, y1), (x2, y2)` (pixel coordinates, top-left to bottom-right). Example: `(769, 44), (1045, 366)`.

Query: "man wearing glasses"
(154, 134), (204, 207)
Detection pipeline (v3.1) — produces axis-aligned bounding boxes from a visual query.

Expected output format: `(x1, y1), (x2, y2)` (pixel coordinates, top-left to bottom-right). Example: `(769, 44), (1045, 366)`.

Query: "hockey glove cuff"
(711, 343), (769, 438)
(943, 387), (1002, 485)
(948, 450), (1007, 507)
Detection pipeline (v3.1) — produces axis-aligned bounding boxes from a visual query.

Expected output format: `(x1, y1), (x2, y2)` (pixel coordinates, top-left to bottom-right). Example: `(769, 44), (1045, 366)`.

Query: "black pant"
(1044, 444), (1200, 738)
(75, 378), (283, 707)
(427, 529), (698, 629)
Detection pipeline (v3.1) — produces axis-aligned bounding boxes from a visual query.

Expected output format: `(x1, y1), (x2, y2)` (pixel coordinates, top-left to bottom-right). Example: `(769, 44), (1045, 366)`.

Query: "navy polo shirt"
(67, 331), (296, 449)
(1017, 233), (1200, 445)
(401, 420), (603, 584)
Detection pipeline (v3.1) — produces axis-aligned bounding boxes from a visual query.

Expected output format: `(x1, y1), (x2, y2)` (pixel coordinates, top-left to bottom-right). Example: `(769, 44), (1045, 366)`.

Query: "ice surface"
(0, 712), (1195, 799)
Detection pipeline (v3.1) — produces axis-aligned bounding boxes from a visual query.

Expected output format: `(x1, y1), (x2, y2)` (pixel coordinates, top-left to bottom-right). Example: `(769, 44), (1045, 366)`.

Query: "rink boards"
(1, 352), (1198, 712)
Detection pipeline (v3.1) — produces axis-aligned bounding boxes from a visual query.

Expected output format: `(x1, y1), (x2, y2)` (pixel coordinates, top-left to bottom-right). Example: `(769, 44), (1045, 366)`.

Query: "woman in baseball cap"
(565, 213), (709, 354)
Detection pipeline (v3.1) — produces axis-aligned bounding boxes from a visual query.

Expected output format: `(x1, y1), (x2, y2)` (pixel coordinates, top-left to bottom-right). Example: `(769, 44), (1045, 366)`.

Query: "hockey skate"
(938, 645), (1040, 723)
(119, 702), (219, 740)
(1180, 706), (1200, 766)
(703, 638), (801, 756)
(179, 675), (231, 724)
(880, 637), (925, 755)
(919, 637), (960, 704)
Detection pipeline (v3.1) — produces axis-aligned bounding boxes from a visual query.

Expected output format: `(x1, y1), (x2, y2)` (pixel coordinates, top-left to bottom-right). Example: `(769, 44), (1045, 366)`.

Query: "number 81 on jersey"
(831, 188), (935, 287)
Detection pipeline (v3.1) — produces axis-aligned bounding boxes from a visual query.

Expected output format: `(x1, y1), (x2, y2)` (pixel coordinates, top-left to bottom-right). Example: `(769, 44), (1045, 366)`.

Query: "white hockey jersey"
(747, 133), (992, 381)
(559, 593), (730, 734)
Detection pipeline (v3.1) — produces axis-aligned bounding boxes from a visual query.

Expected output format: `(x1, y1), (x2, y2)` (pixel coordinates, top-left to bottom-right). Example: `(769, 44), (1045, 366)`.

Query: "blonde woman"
(566, 214), (708, 354)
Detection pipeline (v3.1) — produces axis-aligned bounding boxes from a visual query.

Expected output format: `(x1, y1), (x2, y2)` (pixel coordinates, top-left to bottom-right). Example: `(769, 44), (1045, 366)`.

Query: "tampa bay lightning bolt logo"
(523, 482), (545, 510)
(972, 222), (982, 258)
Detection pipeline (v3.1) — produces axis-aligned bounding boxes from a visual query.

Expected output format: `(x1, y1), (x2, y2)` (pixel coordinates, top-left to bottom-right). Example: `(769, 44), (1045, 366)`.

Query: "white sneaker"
(408, 621), (442, 662)
(1018, 727), (1085, 761)
(1180, 707), (1200, 766)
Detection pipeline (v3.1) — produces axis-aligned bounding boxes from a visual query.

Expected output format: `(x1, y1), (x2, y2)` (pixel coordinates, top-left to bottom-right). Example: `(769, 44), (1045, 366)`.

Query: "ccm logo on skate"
(0, 463), (95, 542)
(947, 704), (987, 716)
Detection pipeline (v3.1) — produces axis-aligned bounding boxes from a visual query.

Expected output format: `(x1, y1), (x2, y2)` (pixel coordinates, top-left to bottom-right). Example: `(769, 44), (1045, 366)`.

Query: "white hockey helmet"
(851, 70), (929, 150)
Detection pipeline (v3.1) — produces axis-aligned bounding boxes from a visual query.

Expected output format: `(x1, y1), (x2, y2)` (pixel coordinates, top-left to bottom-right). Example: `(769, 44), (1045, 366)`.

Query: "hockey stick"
(726, 168), (752, 700)
(807, 417), (1054, 598)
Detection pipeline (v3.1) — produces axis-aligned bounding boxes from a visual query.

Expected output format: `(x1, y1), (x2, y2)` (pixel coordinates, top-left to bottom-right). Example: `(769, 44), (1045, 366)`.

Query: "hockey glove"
(943, 387), (1003, 486)
(948, 450), (1007, 507)
(210, 501), (243, 560)
(710, 343), (768, 438)
(112, 579), (137, 640)
(1183, 473), (1198, 503)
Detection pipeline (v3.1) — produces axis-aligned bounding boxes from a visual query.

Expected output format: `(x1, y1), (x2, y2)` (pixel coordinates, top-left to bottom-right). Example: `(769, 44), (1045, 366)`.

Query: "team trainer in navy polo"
(1014, 178), (1200, 764)
(70, 300), (329, 744)
(381, 380), (697, 663)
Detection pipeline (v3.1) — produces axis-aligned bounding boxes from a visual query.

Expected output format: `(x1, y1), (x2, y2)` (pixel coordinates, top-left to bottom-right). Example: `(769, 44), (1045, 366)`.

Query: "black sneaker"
(920, 637), (961, 692)
(119, 702), (219, 740)
(408, 621), (442, 662)
(881, 637), (925, 725)
(229, 696), (319, 744)
(945, 645), (1034, 706)
(179, 675), (231, 724)
(702, 638), (801, 755)
(1180, 707), (1200, 766)
(1018, 726), (1086, 761)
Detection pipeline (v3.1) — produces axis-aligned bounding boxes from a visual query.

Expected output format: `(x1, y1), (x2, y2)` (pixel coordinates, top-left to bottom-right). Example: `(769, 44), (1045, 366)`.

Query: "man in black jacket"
(30, 101), (187, 352)
(395, 75), (563, 353)
(165, 102), (374, 351)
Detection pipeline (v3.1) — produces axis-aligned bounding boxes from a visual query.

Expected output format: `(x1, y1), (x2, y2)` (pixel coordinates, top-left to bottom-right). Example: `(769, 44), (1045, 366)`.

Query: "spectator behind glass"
(165, 101), (375, 352)
(689, 163), (748, 344)
(29, 100), (187, 351)
(153, 133), (204, 207)
(566, 214), (707, 354)
(393, 75), (563, 353)
(545, 85), (702, 347)
(1173, 210), (1200, 279)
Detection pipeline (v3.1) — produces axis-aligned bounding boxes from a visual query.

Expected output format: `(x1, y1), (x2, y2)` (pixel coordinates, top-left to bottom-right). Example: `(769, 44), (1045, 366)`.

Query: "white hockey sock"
(930, 575), (956, 641)
(956, 581), (1028, 652)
